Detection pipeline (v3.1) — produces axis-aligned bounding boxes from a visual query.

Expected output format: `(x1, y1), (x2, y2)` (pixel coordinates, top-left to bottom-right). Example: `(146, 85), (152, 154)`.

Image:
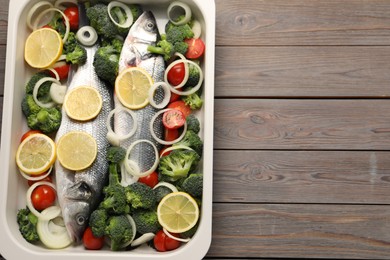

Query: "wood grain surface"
(1, 0), (390, 259)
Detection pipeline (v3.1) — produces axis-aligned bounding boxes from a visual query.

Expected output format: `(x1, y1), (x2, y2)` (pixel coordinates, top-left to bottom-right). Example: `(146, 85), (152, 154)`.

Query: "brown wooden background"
(1, 0), (390, 259)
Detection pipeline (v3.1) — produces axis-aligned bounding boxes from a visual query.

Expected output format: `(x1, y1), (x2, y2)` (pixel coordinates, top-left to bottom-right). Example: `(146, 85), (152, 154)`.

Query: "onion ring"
(108, 1), (134, 28)
(167, 1), (192, 26)
(26, 1), (54, 31)
(19, 165), (53, 182)
(163, 228), (191, 242)
(106, 107), (138, 146)
(33, 77), (61, 108)
(76, 26), (98, 46)
(148, 82), (171, 109)
(164, 54), (189, 90)
(124, 140), (159, 177)
(34, 8), (70, 43)
(153, 181), (178, 192)
(26, 181), (59, 221)
(150, 108), (187, 145)
(130, 233), (155, 247)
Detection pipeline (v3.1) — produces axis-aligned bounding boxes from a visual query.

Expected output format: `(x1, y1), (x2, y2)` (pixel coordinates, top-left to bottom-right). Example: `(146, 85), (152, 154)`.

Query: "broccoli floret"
(129, 4), (143, 21)
(89, 208), (108, 237)
(125, 182), (156, 210)
(105, 215), (134, 251)
(101, 164), (130, 215)
(132, 209), (161, 234)
(27, 107), (62, 134)
(16, 207), (39, 243)
(158, 150), (200, 180)
(93, 44), (122, 86)
(154, 185), (172, 202)
(46, 12), (66, 36)
(86, 3), (119, 40)
(173, 41), (188, 56)
(182, 92), (203, 110)
(147, 34), (173, 61)
(173, 130), (203, 156)
(63, 32), (78, 54)
(25, 72), (52, 103)
(186, 114), (200, 134)
(184, 62), (201, 88)
(180, 173), (203, 198)
(107, 146), (126, 164)
(21, 95), (41, 117)
(66, 44), (87, 65)
(166, 24), (194, 44)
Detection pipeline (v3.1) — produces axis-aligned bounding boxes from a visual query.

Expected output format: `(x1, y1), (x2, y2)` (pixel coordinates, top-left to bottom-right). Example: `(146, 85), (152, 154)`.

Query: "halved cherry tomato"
(138, 171), (159, 188)
(167, 100), (192, 118)
(64, 6), (79, 31)
(185, 38), (205, 59)
(83, 227), (104, 250)
(167, 62), (185, 86)
(164, 128), (179, 142)
(51, 62), (71, 81)
(20, 130), (42, 142)
(153, 230), (181, 252)
(28, 174), (52, 187)
(163, 109), (185, 130)
(31, 185), (56, 211)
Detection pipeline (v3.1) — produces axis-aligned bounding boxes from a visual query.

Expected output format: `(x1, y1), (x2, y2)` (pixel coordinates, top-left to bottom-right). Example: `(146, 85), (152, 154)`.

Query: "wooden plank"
(0, 0), (8, 45)
(213, 150), (390, 204)
(216, 0), (390, 46)
(214, 99), (390, 150)
(215, 46), (390, 98)
(207, 203), (390, 259)
(0, 44), (5, 96)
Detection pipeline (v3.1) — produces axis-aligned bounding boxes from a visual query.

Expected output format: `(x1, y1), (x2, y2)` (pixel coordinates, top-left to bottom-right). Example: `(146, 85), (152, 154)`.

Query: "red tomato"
(64, 6), (79, 31)
(83, 227), (104, 250)
(28, 175), (52, 187)
(20, 130), (42, 142)
(159, 146), (172, 157)
(185, 38), (205, 59)
(167, 100), (192, 118)
(167, 62), (185, 86)
(138, 171), (159, 188)
(153, 230), (181, 252)
(51, 62), (71, 80)
(169, 91), (181, 103)
(164, 128), (179, 142)
(31, 185), (56, 211)
(163, 109), (185, 130)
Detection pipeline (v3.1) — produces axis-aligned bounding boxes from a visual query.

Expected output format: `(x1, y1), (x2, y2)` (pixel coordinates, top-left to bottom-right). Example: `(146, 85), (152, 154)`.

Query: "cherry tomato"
(138, 171), (159, 188)
(185, 38), (205, 59)
(83, 227), (105, 250)
(20, 130), (42, 142)
(28, 174), (52, 187)
(159, 146), (172, 157)
(169, 91), (181, 103)
(164, 128), (179, 142)
(64, 6), (79, 31)
(51, 62), (71, 81)
(163, 109), (185, 130)
(153, 230), (181, 252)
(167, 62), (185, 86)
(167, 100), (192, 118)
(31, 185), (56, 211)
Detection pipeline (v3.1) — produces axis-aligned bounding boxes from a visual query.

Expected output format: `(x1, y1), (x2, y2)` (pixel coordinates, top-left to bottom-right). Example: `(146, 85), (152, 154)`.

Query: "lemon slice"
(56, 131), (97, 171)
(157, 192), (199, 233)
(16, 133), (56, 175)
(63, 86), (103, 121)
(24, 28), (63, 69)
(115, 67), (154, 109)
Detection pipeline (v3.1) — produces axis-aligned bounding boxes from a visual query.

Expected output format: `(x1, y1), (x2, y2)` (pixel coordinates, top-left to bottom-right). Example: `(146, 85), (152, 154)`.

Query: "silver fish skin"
(115, 11), (165, 173)
(55, 44), (113, 243)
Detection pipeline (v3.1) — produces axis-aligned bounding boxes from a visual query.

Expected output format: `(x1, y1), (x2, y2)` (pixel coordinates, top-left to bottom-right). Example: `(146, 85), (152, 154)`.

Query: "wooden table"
(1, 0), (390, 259)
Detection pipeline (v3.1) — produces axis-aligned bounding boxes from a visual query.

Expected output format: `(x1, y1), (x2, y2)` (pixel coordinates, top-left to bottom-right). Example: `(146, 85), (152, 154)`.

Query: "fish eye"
(76, 215), (86, 226)
(146, 22), (155, 31)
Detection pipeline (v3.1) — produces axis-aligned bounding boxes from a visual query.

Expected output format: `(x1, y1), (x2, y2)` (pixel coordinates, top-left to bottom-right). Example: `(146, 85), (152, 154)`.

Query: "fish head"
(62, 200), (90, 243)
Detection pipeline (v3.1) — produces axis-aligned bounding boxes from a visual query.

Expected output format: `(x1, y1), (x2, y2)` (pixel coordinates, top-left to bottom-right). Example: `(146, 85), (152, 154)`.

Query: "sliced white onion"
(19, 165), (53, 182)
(34, 8), (70, 43)
(166, 59), (204, 96)
(130, 233), (155, 247)
(124, 140), (159, 177)
(159, 144), (193, 158)
(124, 214), (137, 247)
(49, 83), (67, 104)
(108, 1), (134, 28)
(163, 228), (190, 243)
(26, 181), (60, 221)
(153, 181), (178, 192)
(37, 206), (73, 249)
(26, 1), (54, 31)
(191, 20), (202, 38)
(76, 26), (98, 47)
(57, 54), (67, 61)
(54, 0), (78, 10)
(33, 77), (61, 108)
(150, 108), (187, 145)
(106, 107), (138, 146)
(167, 1), (192, 26)
(47, 68), (60, 81)
(120, 162), (139, 187)
(149, 82), (171, 109)
(164, 55), (189, 90)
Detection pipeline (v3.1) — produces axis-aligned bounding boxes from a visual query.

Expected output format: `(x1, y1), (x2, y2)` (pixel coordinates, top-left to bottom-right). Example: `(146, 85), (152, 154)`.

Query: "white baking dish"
(0, 0), (215, 259)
